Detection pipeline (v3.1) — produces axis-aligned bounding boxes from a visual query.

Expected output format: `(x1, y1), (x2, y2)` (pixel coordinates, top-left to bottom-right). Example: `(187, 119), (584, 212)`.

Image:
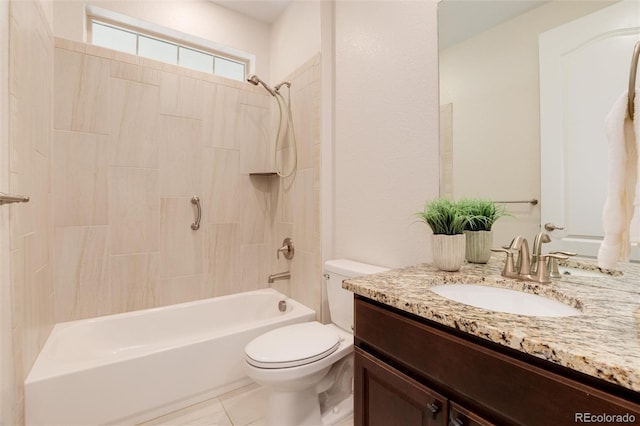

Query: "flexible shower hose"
(274, 87), (298, 178)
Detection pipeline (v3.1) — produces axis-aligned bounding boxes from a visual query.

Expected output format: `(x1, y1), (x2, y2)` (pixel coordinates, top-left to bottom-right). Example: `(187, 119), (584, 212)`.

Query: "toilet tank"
(324, 259), (389, 332)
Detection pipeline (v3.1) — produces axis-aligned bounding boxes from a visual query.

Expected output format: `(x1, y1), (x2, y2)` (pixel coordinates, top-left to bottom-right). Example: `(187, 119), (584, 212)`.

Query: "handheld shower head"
(247, 74), (276, 97)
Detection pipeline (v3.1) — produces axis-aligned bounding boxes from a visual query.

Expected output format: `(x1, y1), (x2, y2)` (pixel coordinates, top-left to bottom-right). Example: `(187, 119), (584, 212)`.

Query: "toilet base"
(321, 394), (353, 426)
(266, 387), (322, 426)
(265, 389), (353, 426)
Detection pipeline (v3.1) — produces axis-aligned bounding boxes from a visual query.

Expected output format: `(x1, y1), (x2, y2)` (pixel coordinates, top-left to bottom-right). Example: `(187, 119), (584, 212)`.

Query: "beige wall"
(333, 0), (441, 269)
(3, 0), (55, 424)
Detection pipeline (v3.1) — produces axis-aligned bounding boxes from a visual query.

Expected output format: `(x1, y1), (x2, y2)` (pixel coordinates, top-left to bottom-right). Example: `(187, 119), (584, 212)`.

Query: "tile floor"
(138, 383), (354, 426)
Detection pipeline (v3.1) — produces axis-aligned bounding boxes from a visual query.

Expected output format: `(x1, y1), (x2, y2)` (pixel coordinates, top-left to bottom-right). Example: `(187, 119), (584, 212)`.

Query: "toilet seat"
(245, 322), (341, 369)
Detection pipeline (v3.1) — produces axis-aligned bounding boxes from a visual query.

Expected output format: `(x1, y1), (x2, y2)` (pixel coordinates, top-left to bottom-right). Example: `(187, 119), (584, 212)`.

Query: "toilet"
(244, 259), (388, 426)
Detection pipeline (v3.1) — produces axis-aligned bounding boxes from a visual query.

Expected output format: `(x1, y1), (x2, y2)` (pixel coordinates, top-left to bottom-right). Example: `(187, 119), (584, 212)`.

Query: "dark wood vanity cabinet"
(353, 296), (640, 426)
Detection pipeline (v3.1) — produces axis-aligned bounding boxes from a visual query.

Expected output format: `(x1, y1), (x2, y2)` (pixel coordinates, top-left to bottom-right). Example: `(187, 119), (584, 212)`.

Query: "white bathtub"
(25, 288), (315, 426)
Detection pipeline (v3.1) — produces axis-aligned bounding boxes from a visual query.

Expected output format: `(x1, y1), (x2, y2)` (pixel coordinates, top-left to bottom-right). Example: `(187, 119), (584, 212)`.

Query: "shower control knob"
(276, 237), (295, 260)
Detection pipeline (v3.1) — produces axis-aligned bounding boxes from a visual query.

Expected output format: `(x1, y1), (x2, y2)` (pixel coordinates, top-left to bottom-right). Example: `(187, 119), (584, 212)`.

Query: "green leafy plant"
(457, 198), (508, 231)
(416, 198), (470, 235)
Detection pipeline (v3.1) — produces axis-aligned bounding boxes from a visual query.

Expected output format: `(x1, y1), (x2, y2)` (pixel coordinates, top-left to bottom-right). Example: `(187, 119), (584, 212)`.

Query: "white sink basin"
(430, 284), (582, 317)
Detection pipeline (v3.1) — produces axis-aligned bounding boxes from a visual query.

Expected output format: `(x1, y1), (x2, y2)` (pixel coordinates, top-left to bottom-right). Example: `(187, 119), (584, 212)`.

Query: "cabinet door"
(354, 347), (447, 426)
(449, 402), (496, 426)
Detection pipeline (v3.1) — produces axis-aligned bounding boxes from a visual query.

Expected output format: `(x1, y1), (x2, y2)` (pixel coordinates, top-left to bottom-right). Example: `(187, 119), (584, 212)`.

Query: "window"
(90, 19), (247, 81)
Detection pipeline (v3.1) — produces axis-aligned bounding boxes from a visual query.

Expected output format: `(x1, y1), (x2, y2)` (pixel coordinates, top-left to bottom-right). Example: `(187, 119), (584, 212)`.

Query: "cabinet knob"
(426, 402), (440, 419)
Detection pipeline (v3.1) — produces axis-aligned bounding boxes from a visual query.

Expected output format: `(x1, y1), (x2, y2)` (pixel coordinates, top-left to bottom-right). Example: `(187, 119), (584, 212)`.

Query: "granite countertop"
(343, 257), (640, 393)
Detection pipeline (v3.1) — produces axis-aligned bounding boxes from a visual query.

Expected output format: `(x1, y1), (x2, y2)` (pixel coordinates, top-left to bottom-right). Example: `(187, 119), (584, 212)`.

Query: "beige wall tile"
(6, 3), (55, 425)
(205, 223), (240, 297)
(34, 153), (51, 271)
(53, 47), (109, 134)
(239, 104), (270, 174)
(292, 169), (320, 254)
(53, 130), (108, 226)
(203, 148), (241, 224)
(110, 60), (161, 86)
(155, 274), (205, 307)
(54, 226), (110, 322)
(240, 244), (267, 293)
(109, 78), (160, 168)
(160, 197), (203, 279)
(204, 84), (240, 149)
(108, 167), (160, 255)
(110, 253), (159, 312)
(159, 115), (202, 197)
(159, 72), (202, 119)
(290, 250), (321, 317)
(240, 176), (271, 245)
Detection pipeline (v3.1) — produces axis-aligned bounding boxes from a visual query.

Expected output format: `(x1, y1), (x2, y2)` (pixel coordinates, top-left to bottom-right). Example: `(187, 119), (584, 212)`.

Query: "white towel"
(630, 89), (640, 244)
(597, 89), (639, 269)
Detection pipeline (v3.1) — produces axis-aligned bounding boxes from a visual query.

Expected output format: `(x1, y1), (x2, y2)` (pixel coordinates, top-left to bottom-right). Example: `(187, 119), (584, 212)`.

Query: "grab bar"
(629, 41), (640, 120)
(191, 196), (201, 230)
(0, 192), (30, 205)
(493, 199), (538, 206)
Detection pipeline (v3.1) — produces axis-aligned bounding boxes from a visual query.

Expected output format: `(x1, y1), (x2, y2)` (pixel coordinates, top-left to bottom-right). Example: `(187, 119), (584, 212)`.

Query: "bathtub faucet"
(268, 271), (290, 284)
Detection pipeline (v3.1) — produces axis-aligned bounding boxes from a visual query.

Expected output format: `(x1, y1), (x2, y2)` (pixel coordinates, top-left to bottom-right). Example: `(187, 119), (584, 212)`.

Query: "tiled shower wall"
(51, 39), (322, 322)
(5, 1), (54, 424)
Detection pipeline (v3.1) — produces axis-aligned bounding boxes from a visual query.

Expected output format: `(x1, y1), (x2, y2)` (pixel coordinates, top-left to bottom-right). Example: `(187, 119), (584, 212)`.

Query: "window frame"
(86, 5), (254, 81)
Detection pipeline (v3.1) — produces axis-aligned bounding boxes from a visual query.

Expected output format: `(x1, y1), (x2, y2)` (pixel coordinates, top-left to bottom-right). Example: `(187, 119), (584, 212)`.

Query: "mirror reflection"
(438, 0), (639, 262)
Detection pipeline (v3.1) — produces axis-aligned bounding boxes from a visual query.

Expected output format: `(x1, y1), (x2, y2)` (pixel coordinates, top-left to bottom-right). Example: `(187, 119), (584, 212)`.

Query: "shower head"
(247, 74), (276, 97)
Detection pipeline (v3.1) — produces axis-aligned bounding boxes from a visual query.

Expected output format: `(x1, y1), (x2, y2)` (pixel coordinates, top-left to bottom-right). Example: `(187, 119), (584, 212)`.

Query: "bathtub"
(25, 288), (315, 426)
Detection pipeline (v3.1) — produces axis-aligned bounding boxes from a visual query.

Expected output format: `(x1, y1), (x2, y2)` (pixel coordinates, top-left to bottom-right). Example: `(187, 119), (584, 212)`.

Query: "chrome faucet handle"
(491, 248), (516, 277)
(277, 237), (295, 260)
(548, 250), (577, 278)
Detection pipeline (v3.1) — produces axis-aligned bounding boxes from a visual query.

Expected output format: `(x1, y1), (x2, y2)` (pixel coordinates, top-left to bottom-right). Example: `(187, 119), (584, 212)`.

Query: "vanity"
(343, 258), (640, 425)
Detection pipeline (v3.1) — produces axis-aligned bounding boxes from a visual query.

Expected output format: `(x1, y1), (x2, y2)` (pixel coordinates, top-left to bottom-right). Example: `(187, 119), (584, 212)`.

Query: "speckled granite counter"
(343, 257), (640, 393)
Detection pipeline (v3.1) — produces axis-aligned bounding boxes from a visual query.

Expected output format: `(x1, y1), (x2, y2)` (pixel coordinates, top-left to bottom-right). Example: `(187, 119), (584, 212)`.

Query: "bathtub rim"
(26, 288), (315, 383)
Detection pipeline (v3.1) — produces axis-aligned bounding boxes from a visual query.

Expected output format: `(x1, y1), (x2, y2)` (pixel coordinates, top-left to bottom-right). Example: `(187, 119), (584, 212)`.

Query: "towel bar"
(628, 41), (640, 120)
(493, 199), (538, 206)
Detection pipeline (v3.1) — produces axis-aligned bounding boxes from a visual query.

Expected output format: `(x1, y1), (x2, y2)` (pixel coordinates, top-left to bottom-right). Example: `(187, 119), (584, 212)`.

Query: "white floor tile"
(138, 398), (232, 426)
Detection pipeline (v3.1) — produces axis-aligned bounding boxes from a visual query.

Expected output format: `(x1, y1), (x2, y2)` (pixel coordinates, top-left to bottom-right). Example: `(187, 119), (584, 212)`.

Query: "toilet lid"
(245, 322), (341, 369)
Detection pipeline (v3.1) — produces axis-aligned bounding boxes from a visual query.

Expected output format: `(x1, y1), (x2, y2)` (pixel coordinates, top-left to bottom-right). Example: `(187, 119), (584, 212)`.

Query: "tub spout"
(268, 271), (290, 284)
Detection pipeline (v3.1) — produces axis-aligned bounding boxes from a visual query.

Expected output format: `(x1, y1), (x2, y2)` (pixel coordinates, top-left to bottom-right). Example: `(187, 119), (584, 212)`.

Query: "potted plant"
(458, 198), (508, 263)
(417, 198), (469, 271)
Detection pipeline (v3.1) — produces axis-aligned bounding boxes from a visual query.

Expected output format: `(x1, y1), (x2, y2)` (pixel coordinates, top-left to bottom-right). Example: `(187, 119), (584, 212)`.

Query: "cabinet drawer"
(449, 402), (496, 426)
(355, 347), (447, 426)
(355, 297), (640, 426)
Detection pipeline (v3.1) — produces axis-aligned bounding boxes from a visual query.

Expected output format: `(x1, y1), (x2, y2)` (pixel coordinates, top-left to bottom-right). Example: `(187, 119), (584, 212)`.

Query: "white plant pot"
(431, 233), (466, 272)
(464, 230), (493, 264)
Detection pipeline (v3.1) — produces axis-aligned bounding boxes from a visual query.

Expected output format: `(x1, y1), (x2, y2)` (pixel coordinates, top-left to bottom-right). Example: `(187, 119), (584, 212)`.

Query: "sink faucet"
(493, 235), (569, 283)
(268, 271), (290, 284)
(509, 235), (532, 276)
(531, 232), (551, 275)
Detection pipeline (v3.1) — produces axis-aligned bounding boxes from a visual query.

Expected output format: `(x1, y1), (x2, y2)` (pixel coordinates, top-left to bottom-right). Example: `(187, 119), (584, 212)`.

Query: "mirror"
(438, 0), (638, 259)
